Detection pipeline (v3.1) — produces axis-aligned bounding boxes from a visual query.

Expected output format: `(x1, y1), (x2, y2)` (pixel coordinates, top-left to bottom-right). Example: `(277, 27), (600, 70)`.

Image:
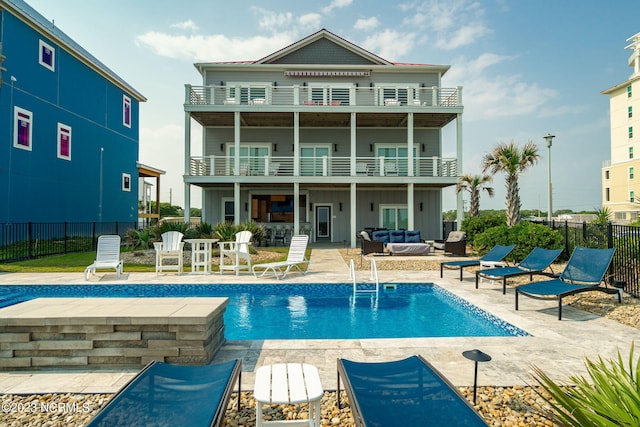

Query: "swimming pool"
(0, 283), (528, 340)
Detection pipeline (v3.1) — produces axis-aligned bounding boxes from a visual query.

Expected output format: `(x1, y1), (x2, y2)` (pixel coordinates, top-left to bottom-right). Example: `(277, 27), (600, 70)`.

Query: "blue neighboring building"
(0, 0), (146, 224)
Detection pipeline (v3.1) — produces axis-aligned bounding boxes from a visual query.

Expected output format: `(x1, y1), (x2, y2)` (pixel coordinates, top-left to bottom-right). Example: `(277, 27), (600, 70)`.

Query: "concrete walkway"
(0, 248), (637, 394)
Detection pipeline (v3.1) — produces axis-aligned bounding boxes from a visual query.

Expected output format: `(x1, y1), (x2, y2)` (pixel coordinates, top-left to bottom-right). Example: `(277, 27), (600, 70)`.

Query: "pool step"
(0, 293), (29, 309)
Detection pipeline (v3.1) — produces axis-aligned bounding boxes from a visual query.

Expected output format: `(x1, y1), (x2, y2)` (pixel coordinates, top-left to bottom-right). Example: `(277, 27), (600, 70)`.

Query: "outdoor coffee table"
(254, 363), (323, 427)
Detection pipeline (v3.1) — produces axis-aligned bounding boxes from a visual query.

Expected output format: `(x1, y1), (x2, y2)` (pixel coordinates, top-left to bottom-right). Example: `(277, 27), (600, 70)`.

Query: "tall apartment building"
(183, 29), (463, 246)
(602, 32), (640, 223)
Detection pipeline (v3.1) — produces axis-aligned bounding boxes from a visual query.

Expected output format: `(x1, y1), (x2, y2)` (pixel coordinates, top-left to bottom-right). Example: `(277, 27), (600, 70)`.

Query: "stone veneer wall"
(0, 297), (228, 370)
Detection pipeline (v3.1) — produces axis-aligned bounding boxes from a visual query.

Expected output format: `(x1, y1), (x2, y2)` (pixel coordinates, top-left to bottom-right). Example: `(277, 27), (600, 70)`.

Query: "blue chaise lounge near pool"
(441, 244), (516, 281)
(475, 247), (563, 294)
(337, 355), (487, 426)
(515, 246), (621, 320)
(86, 359), (241, 427)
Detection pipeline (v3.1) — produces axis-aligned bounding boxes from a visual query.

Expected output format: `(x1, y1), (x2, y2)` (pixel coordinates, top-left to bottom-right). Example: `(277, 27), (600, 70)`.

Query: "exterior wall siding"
(0, 4), (141, 223)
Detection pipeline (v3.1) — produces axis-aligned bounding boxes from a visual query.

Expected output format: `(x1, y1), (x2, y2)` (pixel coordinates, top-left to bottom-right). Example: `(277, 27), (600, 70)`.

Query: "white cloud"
(435, 22), (490, 50)
(170, 20), (199, 31)
(252, 7), (294, 32)
(135, 32), (295, 62)
(402, 0), (490, 50)
(321, 0), (353, 15)
(354, 17), (379, 31)
(299, 13), (322, 29)
(361, 30), (416, 61)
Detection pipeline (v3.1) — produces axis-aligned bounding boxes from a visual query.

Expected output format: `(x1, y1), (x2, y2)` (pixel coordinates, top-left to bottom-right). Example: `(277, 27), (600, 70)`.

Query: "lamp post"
(544, 133), (555, 223)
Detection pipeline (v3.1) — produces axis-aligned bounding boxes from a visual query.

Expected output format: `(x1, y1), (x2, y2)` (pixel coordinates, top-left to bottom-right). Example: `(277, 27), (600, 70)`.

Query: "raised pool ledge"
(0, 297), (228, 370)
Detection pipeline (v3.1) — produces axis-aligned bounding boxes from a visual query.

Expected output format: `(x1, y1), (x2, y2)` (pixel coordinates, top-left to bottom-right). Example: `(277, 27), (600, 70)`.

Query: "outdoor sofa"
(360, 229), (431, 256)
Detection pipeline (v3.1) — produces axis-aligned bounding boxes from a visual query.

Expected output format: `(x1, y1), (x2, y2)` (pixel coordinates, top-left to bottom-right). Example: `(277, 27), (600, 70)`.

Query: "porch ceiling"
(189, 111), (457, 128)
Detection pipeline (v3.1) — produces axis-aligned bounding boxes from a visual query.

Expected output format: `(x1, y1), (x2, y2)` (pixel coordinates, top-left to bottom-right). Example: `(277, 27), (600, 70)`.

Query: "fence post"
(607, 222), (613, 249)
(27, 222), (33, 259)
(64, 222), (68, 254)
(563, 221), (569, 256)
(92, 222), (97, 250)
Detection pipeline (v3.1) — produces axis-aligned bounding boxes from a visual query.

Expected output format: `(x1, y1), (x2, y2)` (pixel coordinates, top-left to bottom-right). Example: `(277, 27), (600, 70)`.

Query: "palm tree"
(482, 141), (540, 226)
(455, 174), (494, 217)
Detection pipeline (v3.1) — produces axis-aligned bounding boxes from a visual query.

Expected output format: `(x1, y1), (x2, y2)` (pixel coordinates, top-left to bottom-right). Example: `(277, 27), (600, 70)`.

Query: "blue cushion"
(405, 230), (421, 243)
(389, 230), (405, 243)
(372, 230), (390, 244)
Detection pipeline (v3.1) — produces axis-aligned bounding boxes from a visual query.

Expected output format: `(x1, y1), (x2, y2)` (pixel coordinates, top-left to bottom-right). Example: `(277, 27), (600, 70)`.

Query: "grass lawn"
(0, 247), (295, 273)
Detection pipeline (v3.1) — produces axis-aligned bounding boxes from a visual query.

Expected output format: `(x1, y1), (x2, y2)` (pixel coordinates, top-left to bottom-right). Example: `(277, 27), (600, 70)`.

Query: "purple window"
(14, 109), (32, 150)
(39, 40), (55, 71)
(123, 95), (131, 128)
(58, 124), (71, 160)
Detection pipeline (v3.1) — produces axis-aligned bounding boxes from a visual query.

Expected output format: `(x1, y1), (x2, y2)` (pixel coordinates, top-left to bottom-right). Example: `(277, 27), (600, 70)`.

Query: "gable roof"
(1, 0), (146, 101)
(195, 29), (450, 74)
(256, 28), (392, 66)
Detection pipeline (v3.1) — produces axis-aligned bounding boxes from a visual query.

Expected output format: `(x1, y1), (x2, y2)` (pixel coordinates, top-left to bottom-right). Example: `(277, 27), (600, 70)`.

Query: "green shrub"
(192, 222), (215, 238)
(531, 343), (640, 426)
(472, 222), (563, 261)
(125, 228), (152, 250)
(213, 221), (265, 243)
(461, 213), (506, 246)
(214, 221), (239, 242)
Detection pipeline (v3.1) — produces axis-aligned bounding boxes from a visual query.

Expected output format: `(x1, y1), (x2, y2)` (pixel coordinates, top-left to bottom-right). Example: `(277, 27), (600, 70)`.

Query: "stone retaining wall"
(0, 297), (228, 369)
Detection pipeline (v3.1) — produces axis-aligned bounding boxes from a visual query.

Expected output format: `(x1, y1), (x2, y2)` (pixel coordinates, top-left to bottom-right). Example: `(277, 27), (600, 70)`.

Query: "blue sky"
(24, 0), (640, 213)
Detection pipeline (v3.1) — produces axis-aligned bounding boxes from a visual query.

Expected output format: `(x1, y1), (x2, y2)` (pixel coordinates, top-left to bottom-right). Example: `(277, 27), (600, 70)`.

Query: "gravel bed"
(0, 387), (557, 426)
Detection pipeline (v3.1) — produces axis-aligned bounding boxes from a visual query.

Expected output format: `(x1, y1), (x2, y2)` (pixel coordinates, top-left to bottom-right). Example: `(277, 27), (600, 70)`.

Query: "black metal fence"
(532, 220), (640, 297)
(0, 222), (137, 263)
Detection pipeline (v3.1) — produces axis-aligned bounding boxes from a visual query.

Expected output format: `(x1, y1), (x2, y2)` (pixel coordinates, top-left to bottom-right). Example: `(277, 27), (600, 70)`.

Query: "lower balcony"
(188, 156), (457, 178)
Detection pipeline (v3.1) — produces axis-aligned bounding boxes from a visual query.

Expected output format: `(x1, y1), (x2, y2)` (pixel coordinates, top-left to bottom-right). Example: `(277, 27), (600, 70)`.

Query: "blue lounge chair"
(337, 356), (487, 426)
(86, 359), (241, 427)
(440, 244), (516, 281)
(475, 247), (563, 294)
(515, 246), (621, 320)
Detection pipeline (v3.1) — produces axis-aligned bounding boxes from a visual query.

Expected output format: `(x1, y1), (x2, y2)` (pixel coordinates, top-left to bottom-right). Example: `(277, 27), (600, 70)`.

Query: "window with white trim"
(122, 173), (131, 192)
(630, 167), (635, 180)
(123, 95), (131, 128)
(629, 106), (633, 118)
(631, 191), (635, 203)
(39, 39), (55, 71)
(13, 107), (33, 151)
(377, 84), (420, 105)
(227, 143), (271, 175)
(375, 144), (417, 176)
(628, 85), (633, 98)
(630, 146), (634, 159)
(308, 83), (352, 105)
(380, 204), (408, 230)
(226, 82), (272, 104)
(57, 123), (71, 160)
(300, 144), (331, 176)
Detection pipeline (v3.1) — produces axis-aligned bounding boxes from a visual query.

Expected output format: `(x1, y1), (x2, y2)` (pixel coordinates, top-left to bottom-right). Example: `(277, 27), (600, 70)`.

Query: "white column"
(294, 112), (300, 176)
(455, 113), (464, 225)
(351, 183), (357, 248)
(184, 112), (191, 224)
(407, 112), (414, 176)
(234, 112), (241, 176)
(350, 112), (356, 175)
(294, 183), (300, 235)
(234, 183), (241, 225)
(407, 183), (414, 230)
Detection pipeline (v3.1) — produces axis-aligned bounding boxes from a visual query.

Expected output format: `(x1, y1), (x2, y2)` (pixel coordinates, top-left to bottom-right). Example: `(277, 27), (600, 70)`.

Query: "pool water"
(0, 283), (528, 340)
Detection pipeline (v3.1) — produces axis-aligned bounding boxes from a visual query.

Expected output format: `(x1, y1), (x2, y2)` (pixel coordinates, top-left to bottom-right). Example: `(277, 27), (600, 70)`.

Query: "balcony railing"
(189, 156), (457, 178)
(186, 85), (462, 108)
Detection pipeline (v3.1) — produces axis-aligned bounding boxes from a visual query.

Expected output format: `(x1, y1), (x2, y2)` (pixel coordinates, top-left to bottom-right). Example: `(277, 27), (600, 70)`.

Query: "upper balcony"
(187, 155), (457, 182)
(185, 84), (462, 128)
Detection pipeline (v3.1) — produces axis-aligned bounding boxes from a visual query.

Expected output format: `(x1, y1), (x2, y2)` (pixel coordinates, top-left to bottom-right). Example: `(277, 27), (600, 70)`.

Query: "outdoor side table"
(185, 238), (219, 274)
(479, 260), (506, 284)
(254, 363), (323, 427)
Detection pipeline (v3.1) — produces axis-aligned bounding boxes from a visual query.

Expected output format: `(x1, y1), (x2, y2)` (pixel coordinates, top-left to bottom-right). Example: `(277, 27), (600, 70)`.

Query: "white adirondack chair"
(85, 235), (123, 280)
(153, 231), (185, 275)
(219, 230), (252, 275)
